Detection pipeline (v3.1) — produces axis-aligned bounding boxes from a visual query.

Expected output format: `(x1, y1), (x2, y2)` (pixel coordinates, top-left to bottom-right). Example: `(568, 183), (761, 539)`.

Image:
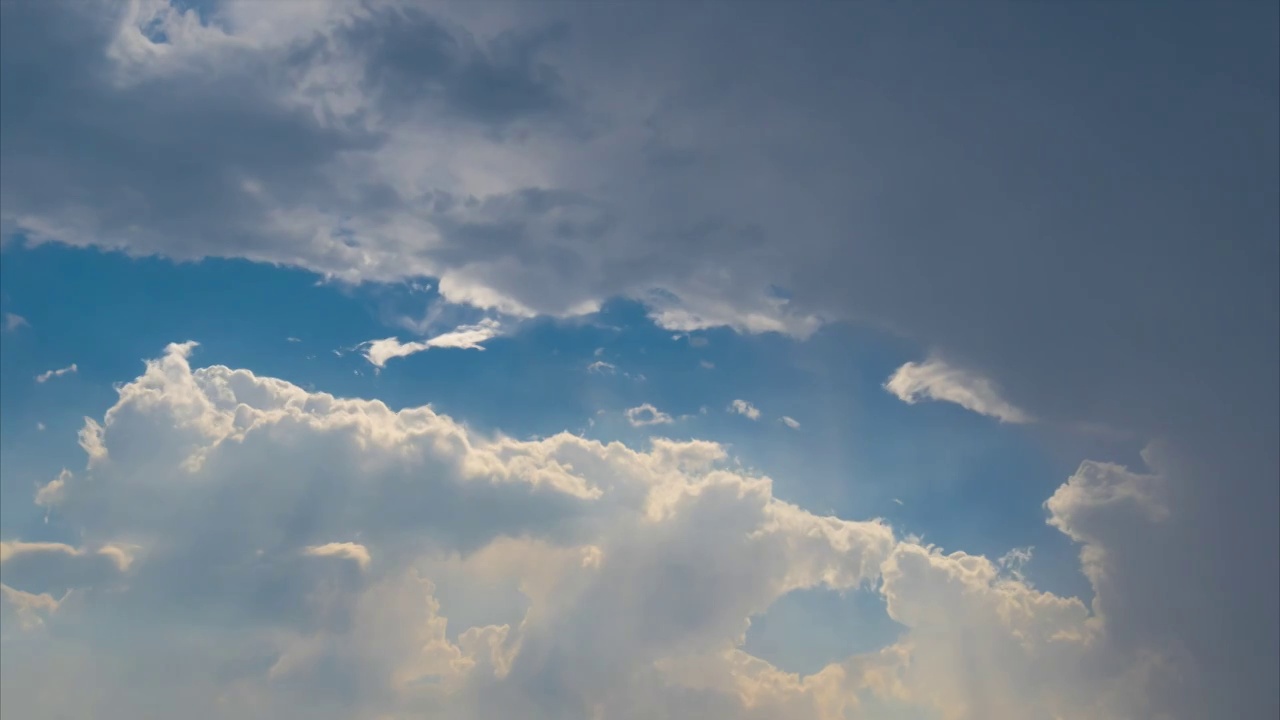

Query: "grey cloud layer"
(3, 0), (1273, 425)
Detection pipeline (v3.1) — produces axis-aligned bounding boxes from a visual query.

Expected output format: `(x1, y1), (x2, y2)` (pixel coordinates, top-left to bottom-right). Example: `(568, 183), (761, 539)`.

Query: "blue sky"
(1, 242), (1097, 596)
(0, 2), (1275, 719)
(0, 240), (1103, 683)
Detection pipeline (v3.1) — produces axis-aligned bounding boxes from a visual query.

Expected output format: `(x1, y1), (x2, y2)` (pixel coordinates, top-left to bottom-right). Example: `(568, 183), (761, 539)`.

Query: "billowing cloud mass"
(1, 1), (1275, 717)
(884, 358), (1030, 424)
(729, 399), (761, 421)
(34, 363), (77, 383)
(361, 319), (501, 368)
(0, 345), (1207, 719)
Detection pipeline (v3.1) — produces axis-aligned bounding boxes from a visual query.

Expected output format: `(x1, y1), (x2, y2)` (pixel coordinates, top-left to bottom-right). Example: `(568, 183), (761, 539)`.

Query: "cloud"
(306, 542), (372, 571)
(2, 0), (1274, 362)
(0, 539), (133, 574)
(586, 360), (616, 374)
(625, 403), (673, 427)
(0, 584), (65, 629)
(0, 345), (1229, 719)
(1, 1), (1275, 714)
(0, 538), (131, 616)
(3, 312), (27, 331)
(34, 363), (77, 384)
(0, 0), (823, 337)
(34, 469), (70, 509)
(361, 319), (501, 368)
(0, 540), (81, 565)
(2, 345), (908, 718)
(779, 416), (800, 430)
(728, 399), (761, 421)
(884, 358), (1030, 424)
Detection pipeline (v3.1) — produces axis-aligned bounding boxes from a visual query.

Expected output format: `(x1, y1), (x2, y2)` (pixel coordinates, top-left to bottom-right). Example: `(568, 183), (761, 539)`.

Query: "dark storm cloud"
(339, 5), (573, 127)
(0, 0), (373, 258)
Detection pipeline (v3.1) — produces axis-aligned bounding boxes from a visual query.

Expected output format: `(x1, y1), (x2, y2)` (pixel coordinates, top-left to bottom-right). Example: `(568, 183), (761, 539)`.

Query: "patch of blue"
(743, 586), (904, 676)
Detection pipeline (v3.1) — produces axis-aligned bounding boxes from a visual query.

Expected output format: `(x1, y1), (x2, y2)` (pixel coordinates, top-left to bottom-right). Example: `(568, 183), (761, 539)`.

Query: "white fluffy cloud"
(884, 358), (1030, 424)
(0, 344), (1213, 719)
(625, 403), (674, 427)
(729, 399), (761, 421)
(360, 319), (501, 368)
(34, 469), (70, 509)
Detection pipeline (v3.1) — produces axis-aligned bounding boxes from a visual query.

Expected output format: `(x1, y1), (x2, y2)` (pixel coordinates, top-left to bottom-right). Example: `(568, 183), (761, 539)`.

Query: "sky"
(0, 1), (1275, 719)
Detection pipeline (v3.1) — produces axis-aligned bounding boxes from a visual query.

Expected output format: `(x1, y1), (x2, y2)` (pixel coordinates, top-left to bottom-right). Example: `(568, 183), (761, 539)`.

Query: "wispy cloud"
(779, 416), (800, 429)
(360, 319), (501, 369)
(728, 399), (761, 420)
(4, 312), (28, 331)
(34, 469), (71, 509)
(625, 403), (674, 427)
(884, 358), (1031, 424)
(587, 360), (616, 374)
(305, 542), (371, 570)
(35, 363), (77, 384)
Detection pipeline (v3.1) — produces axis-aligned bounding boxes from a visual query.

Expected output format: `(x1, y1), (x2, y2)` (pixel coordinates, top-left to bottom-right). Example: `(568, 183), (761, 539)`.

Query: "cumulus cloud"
(1, 345), (907, 718)
(34, 469), (70, 509)
(360, 319), (501, 368)
(884, 358), (1030, 424)
(729, 399), (761, 421)
(625, 403), (674, 427)
(0, 345), (1236, 719)
(34, 363), (77, 384)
